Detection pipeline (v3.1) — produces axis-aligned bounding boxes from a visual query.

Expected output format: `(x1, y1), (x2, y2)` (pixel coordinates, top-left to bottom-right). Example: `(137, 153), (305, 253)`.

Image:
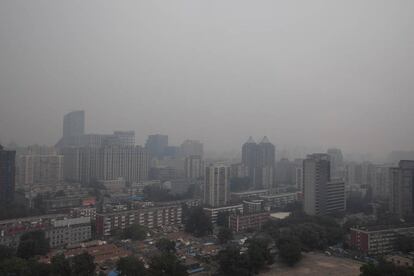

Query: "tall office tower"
(181, 140), (203, 157)
(390, 161), (414, 218)
(372, 165), (391, 200)
(275, 158), (295, 188)
(242, 137), (258, 186)
(145, 134), (168, 158)
(204, 164), (230, 207)
(62, 146), (102, 184)
(303, 153), (345, 215)
(0, 145), (16, 203)
(242, 136), (276, 189)
(113, 131), (135, 146)
(257, 136), (276, 189)
(56, 111), (85, 148)
(102, 145), (150, 183)
(294, 159), (304, 192)
(327, 148), (344, 178)
(185, 155), (204, 180)
(63, 110), (85, 138)
(18, 154), (63, 186)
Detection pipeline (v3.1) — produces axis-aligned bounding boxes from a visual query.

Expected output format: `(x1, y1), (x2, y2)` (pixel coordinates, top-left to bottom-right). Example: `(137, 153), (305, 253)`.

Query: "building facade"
(184, 155), (204, 180)
(229, 212), (270, 233)
(350, 225), (414, 256)
(96, 204), (182, 236)
(145, 134), (168, 158)
(62, 145), (150, 184)
(390, 161), (414, 218)
(303, 154), (345, 215)
(204, 165), (230, 207)
(0, 145), (16, 204)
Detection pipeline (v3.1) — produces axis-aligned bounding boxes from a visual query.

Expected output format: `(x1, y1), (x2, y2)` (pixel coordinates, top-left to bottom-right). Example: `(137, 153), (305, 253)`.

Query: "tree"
(70, 252), (96, 276)
(396, 234), (414, 254)
(17, 230), (49, 259)
(184, 207), (212, 237)
(51, 253), (71, 276)
(28, 259), (52, 276)
(247, 238), (273, 273)
(0, 244), (14, 262)
(122, 224), (148, 241)
(217, 246), (251, 276)
(148, 252), (188, 276)
(216, 212), (230, 227)
(116, 256), (147, 276)
(0, 257), (30, 275)
(277, 235), (302, 266)
(360, 260), (414, 276)
(156, 238), (176, 253)
(218, 228), (233, 244)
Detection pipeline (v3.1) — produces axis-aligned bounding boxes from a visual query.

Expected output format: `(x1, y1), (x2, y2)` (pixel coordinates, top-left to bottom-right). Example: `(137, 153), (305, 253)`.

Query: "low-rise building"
(243, 200), (263, 214)
(203, 204), (243, 224)
(48, 217), (92, 248)
(229, 212), (270, 233)
(350, 224), (414, 256)
(0, 214), (92, 248)
(230, 189), (269, 203)
(259, 192), (299, 210)
(96, 203), (182, 236)
(70, 207), (97, 220)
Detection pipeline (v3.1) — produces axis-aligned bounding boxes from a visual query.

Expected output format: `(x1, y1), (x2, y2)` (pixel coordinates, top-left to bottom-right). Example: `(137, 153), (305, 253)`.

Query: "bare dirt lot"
(260, 252), (362, 276)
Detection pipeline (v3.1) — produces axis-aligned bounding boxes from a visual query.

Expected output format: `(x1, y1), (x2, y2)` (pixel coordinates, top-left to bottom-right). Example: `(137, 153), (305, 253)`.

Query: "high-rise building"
(145, 134), (168, 158)
(303, 153), (345, 215)
(257, 137), (275, 189)
(390, 161), (414, 218)
(327, 148), (344, 178)
(204, 164), (230, 207)
(113, 131), (135, 146)
(242, 136), (258, 186)
(181, 140), (203, 157)
(0, 145), (16, 203)
(184, 155), (204, 180)
(294, 159), (304, 192)
(241, 136), (275, 189)
(372, 164), (391, 200)
(63, 110), (85, 139)
(17, 154), (63, 186)
(62, 145), (150, 184)
(56, 111), (85, 148)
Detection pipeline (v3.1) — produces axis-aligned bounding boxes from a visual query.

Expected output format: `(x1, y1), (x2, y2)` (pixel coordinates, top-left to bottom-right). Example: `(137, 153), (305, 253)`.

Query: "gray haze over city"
(1, 0), (414, 161)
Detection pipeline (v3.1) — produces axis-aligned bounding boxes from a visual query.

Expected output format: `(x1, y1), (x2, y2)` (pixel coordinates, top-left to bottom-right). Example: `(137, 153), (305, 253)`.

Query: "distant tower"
(257, 136), (276, 189)
(242, 136), (276, 189)
(327, 148), (344, 178)
(56, 110), (85, 148)
(63, 110), (85, 139)
(113, 131), (135, 146)
(185, 155), (204, 180)
(0, 145), (16, 204)
(242, 137), (258, 187)
(145, 134), (168, 158)
(204, 164), (230, 207)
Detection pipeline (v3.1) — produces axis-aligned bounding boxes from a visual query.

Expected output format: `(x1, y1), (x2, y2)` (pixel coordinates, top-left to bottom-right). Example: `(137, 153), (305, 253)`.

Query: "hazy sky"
(1, 1), (414, 158)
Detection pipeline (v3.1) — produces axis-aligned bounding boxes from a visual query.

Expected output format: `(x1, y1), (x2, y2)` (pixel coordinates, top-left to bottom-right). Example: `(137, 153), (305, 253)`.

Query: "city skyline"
(1, 1), (414, 160)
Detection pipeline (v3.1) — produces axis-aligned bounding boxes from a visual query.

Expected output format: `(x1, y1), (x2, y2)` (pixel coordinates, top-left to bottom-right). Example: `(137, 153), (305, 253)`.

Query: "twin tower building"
(242, 136), (276, 190)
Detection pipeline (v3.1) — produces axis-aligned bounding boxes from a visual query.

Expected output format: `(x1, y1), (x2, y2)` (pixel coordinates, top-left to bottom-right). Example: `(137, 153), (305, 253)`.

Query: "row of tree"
(217, 238), (274, 275)
(261, 211), (344, 266)
(360, 260), (414, 276)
